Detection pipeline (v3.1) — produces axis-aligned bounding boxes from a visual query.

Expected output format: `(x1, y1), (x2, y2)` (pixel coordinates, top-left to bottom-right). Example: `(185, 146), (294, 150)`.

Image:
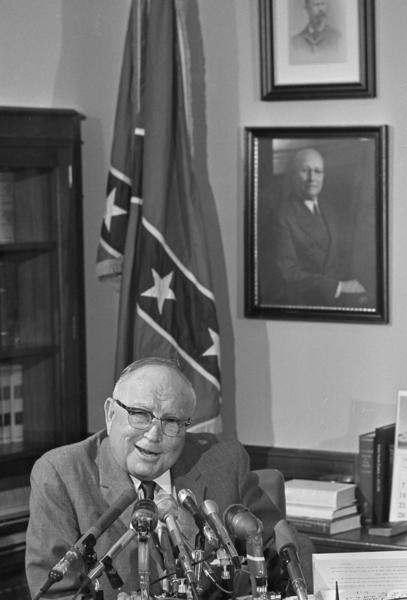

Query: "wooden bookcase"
(0, 107), (87, 594)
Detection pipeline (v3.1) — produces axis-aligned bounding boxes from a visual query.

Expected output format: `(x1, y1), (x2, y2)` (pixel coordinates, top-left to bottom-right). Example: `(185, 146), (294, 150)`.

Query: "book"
(0, 365), (11, 443)
(389, 391), (407, 521)
(0, 504), (29, 522)
(0, 173), (15, 243)
(284, 479), (356, 509)
(10, 363), (23, 443)
(373, 423), (395, 524)
(368, 520), (407, 537)
(0, 485), (30, 511)
(356, 430), (375, 525)
(0, 531), (26, 550)
(0, 513), (29, 537)
(289, 513), (361, 535)
(286, 501), (358, 520)
(0, 261), (19, 349)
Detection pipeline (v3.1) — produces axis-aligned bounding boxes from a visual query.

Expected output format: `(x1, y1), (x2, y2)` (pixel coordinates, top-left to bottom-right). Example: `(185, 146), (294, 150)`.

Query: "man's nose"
(144, 417), (163, 441)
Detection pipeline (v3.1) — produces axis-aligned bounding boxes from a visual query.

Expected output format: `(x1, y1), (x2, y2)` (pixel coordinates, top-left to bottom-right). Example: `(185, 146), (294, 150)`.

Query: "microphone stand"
(80, 536), (101, 600)
(192, 530), (205, 594)
(217, 547), (234, 596)
(135, 520), (155, 600)
(33, 535), (99, 600)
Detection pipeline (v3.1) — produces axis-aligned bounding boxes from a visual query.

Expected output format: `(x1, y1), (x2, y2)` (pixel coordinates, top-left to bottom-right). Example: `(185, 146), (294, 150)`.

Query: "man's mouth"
(135, 444), (160, 457)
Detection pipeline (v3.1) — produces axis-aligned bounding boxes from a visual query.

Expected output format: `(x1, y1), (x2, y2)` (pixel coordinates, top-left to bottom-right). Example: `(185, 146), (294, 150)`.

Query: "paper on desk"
(313, 551), (407, 600)
(389, 391), (407, 521)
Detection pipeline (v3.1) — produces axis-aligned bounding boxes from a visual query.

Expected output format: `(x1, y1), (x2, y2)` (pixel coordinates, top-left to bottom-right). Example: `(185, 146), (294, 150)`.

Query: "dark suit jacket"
(271, 195), (346, 306)
(25, 431), (284, 600)
(290, 24), (344, 64)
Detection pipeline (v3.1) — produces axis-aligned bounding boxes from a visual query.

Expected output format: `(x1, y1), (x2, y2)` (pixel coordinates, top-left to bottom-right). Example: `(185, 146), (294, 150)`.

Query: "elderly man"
(270, 148), (368, 307)
(25, 357), (301, 600)
(290, 0), (345, 64)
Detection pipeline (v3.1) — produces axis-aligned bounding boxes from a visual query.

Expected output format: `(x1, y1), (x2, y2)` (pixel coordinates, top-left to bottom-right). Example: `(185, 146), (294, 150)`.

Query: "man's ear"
(104, 397), (115, 434)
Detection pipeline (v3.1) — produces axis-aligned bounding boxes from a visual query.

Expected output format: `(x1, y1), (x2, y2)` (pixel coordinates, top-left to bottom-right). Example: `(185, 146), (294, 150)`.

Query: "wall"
(0, 0), (128, 430)
(1, 1), (406, 453)
(196, 0), (407, 452)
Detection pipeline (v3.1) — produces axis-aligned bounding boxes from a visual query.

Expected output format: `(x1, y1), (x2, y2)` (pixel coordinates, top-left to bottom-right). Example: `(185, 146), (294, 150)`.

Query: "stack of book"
(285, 478), (361, 534)
(357, 423), (395, 526)
(0, 485), (30, 551)
(0, 363), (24, 445)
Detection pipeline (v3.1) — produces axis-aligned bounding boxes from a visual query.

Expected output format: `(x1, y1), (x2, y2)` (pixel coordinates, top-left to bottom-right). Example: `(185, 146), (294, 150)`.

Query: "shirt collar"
(304, 198), (319, 213)
(130, 470), (173, 496)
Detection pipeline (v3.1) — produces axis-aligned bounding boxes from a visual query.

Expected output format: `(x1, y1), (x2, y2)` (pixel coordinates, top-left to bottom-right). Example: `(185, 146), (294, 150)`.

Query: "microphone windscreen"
(87, 487), (139, 540)
(201, 499), (219, 517)
(223, 504), (261, 539)
(155, 491), (179, 521)
(274, 519), (299, 552)
(178, 488), (196, 506)
(131, 498), (158, 530)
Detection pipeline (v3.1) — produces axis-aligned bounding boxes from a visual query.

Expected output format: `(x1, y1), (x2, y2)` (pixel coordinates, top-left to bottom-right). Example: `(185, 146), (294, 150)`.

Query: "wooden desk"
(310, 528), (407, 553)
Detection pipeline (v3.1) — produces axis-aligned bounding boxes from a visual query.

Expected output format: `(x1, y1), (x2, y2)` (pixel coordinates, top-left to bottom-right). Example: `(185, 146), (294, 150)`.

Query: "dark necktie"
(140, 480), (156, 500)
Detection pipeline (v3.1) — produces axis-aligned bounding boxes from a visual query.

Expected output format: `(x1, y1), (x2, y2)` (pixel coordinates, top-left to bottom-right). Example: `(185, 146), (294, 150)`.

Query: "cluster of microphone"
(34, 487), (308, 600)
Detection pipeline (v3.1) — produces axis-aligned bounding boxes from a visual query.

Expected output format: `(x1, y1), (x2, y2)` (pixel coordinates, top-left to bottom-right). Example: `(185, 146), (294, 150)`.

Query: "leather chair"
(253, 468), (315, 593)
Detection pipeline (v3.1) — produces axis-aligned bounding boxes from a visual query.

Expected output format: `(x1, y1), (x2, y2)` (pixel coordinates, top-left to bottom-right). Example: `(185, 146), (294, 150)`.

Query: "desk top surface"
(309, 527), (407, 551)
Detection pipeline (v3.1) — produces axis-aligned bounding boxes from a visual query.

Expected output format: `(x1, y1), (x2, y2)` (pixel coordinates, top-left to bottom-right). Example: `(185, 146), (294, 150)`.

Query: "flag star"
(203, 328), (220, 363)
(141, 269), (176, 315)
(103, 187), (127, 231)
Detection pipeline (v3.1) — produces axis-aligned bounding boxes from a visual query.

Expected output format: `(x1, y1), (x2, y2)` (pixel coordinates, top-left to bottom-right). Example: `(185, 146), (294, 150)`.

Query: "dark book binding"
(357, 430), (375, 525)
(374, 423), (395, 525)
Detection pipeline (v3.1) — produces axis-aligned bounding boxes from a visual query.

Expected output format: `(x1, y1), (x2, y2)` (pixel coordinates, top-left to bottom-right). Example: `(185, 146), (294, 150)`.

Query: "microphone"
(68, 497), (157, 597)
(201, 499), (241, 570)
(72, 500), (158, 596)
(132, 498), (158, 537)
(223, 504), (262, 539)
(224, 504), (267, 595)
(178, 488), (218, 548)
(134, 499), (158, 598)
(74, 526), (137, 593)
(274, 520), (308, 600)
(35, 488), (138, 598)
(155, 492), (198, 599)
(159, 524), (179, 595)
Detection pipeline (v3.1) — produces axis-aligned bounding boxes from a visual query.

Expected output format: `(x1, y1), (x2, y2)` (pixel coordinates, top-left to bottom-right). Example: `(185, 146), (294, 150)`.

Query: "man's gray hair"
(113, 356), (197, 408)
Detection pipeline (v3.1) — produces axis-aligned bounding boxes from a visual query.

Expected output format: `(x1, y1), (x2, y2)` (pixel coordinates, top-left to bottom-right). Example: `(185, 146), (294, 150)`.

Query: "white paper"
(313, 551), (407, 600)
(389, 391), (407, 521)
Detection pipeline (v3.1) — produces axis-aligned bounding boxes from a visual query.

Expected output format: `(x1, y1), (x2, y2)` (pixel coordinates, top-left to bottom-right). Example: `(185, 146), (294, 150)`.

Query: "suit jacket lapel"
(294, 198), (331, 251)
(97, 436), (137, 529)
(171, 444), (207, 545)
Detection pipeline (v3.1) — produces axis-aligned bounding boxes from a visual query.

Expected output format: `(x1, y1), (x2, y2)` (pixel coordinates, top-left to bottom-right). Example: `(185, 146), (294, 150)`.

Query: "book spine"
(288, 517), (331, 534)
(285, 489), (341, 508)
(357, 432), (375, 526)
(10, 364), (23, 443)
(374, 425), (395, 525)
(0, 174), (15, 243)
(0, 366), (11, 443)
(373, 433), (383, 524)
(0, 376), (3, 445)
(0, 261), (19, 349)
(382, 436), (395, 523)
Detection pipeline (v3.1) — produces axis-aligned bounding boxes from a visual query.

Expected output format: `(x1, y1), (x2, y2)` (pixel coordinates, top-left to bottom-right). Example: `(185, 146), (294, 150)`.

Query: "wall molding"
(245, 445), (357, 482)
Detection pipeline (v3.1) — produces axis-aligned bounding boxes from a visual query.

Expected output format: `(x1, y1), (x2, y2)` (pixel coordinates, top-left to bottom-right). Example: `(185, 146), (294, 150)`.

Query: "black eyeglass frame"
(113, 398), (192, 437)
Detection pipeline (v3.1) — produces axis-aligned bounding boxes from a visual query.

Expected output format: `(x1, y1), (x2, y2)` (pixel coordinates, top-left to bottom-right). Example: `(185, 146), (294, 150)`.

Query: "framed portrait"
(244, 126), (389, 323)
(259, 0), (376, 100)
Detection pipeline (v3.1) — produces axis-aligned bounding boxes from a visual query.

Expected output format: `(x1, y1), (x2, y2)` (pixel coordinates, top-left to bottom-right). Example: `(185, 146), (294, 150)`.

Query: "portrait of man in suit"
(257, 143), (377, 311)
(289, 0), (346, 65)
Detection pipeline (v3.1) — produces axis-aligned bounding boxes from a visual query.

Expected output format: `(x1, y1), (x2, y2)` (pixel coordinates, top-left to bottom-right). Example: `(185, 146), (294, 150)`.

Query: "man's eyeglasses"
(113, 398), (191, 437)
